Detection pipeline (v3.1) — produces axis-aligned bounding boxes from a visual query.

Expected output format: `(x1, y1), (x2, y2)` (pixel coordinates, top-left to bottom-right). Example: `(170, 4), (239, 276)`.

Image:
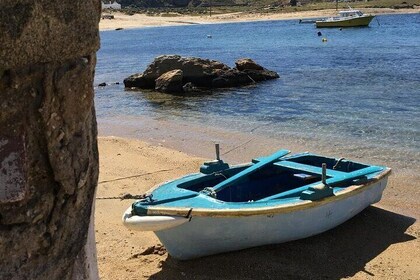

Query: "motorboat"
(316, 9), (375, 28)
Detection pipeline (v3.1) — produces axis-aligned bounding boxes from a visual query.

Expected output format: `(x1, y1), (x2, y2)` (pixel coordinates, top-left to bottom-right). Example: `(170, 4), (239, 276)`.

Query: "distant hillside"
(114, 0), (418, 11)
(118, 0), (250, 8)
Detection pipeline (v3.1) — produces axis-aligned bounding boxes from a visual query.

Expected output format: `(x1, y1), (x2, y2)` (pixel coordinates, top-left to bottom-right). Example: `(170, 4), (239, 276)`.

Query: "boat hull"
(155, 177), (388, 260)
(316, 15), (375, 28)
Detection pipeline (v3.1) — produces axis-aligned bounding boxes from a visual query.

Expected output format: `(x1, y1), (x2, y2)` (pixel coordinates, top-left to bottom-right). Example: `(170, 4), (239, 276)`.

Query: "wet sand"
(99, 8), (420, 31)
(96, 116), (419, 279)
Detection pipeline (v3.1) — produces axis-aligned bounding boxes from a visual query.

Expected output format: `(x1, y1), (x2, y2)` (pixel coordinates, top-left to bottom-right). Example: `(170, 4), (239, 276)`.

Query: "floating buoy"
(322, 38), (328, 42)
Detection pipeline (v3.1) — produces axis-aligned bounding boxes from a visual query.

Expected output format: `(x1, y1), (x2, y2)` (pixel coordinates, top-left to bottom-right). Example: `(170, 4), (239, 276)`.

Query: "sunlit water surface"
(95, 13), (420, 166)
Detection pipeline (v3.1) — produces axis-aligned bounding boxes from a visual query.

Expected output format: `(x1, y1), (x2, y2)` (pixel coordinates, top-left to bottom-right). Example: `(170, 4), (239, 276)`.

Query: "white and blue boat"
(122, 146), (391, 260)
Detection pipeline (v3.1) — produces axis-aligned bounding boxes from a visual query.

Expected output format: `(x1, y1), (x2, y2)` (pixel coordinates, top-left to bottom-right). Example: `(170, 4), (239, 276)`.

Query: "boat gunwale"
(145, 168), (391, 218)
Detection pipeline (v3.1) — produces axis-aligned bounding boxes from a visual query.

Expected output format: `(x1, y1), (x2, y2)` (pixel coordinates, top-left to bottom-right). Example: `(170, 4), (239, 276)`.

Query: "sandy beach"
(99, 8), (419, 30)
(95, 116), (419, 279)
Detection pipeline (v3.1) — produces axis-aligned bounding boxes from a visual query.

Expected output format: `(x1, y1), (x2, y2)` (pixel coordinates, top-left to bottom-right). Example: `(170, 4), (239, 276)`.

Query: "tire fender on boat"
(122, 206), (189, 232)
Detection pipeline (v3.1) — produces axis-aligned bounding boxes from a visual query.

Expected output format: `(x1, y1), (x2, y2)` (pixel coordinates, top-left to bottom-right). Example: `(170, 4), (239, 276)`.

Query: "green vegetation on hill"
(116, 0), (418, 15)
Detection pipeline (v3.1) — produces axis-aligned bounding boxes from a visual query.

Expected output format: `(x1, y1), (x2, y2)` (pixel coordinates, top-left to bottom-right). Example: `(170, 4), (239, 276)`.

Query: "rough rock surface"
(0, 1), (100, 70)
(155, 69), (184, 93)
(123, 73), (154, 89)
(235, 58), (264, 71)
(124, 55), (279, 94)
(0, 1), (100, 280)
(235, 58), (280, 82)
(244, 68), (280, 82)
(182, 82), (198, 93)
(212, 69), (254, 88)
(143, 54), (229, 87)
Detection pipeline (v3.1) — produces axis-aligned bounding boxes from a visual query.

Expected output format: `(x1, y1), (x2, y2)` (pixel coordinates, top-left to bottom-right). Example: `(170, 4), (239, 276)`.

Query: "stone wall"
(0, 1), (101, 279)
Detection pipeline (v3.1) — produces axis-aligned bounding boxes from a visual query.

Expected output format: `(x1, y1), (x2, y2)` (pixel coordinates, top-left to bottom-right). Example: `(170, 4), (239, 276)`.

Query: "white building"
(101, 1), (121, 10)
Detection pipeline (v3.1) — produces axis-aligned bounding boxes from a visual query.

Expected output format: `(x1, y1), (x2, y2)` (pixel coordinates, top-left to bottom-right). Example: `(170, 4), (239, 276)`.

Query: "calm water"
(95, 13), (420, 165)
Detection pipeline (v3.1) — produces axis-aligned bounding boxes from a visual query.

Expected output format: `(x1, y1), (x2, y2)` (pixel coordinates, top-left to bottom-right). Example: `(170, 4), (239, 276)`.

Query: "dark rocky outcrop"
(182, 82), (198, 93)
(124, 73), (155, 88)
(141, 55), (230, 87)
(235, 58), (264, 71)
(155, 69), (184, 93)
(243, 68), (280, 82)
(235, 58), (279, 82)
(124, 55), (279, 94)
(212, 69), (254, 88)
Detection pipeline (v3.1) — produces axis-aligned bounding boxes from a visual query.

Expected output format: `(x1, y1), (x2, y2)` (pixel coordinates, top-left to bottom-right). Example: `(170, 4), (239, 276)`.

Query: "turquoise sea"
(95, 13), (420, 166)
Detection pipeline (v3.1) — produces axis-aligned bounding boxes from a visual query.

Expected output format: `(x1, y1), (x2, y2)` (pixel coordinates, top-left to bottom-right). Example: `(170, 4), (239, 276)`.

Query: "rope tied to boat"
(333, 157), (353, 172)
(139, 194), (155, 203)
(333, 158), (345, 170)
(200, 187), (217, 198)
(214, 172), (227, 179)
(96, 193), (150, 200)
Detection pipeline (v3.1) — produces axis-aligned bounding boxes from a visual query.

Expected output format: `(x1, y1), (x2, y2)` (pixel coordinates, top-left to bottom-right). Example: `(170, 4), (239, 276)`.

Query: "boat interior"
(178, 154), (381, 202)
(339, 10), (364, 18)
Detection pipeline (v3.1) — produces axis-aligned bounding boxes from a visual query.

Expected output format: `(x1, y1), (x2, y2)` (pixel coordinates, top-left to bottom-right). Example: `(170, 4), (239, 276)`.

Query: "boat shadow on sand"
(150, 206), (416, 279)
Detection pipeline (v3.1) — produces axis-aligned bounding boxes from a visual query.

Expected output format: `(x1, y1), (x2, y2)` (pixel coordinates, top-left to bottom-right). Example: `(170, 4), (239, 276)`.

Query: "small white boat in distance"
(316, 9), (375, 28)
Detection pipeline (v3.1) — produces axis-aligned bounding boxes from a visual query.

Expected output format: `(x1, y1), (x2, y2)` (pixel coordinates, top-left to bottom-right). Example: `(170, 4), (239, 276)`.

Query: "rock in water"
(124, 55), (279, 94)
(234, 58), (280, 82)
(235, 58), (264, 71)
(141, 55), (230, 88)
(212, 69), (254, 88)
(243, 69), (279, 82)
(182, 82), (198, 93)
(124, 73), (155, 89)
(155, 69), (184, 93)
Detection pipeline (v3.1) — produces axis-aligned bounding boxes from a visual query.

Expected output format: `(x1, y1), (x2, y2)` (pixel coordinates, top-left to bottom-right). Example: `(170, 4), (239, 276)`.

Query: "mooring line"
(222, 138), (254, 156)
(96, 193), (147, 200)
(98, 168), (175, 184)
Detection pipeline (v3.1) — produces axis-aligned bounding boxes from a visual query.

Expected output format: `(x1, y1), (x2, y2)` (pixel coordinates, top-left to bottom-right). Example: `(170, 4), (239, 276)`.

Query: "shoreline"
(99, 8), (419, 30)
(97, 115), (420, 220)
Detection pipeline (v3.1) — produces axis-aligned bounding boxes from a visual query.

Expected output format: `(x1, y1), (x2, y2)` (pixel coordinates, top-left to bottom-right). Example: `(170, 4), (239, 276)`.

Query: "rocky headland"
(123, 55), (279, 94)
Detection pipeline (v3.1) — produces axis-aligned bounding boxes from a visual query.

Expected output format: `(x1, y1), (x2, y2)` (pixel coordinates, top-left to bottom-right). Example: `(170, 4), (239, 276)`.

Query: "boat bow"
(122, 206), (189, 231)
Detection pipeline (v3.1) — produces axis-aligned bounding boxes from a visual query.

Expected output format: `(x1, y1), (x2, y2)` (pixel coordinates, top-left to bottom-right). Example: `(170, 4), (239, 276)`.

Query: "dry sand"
(99, 8), (420, 30)
(96, 117), (419, 279)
